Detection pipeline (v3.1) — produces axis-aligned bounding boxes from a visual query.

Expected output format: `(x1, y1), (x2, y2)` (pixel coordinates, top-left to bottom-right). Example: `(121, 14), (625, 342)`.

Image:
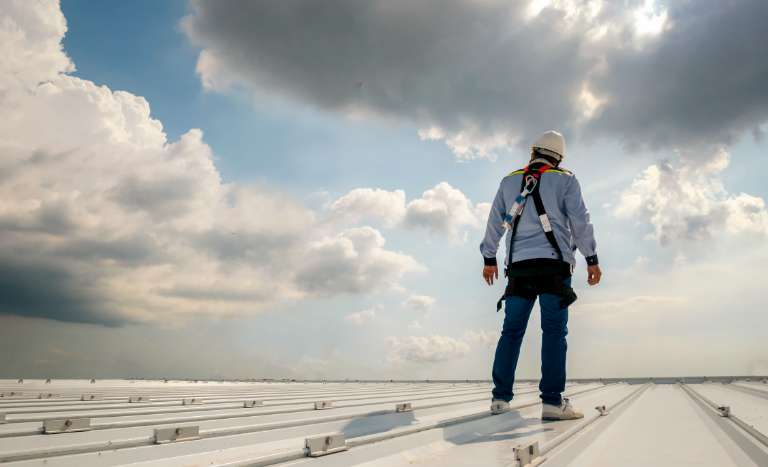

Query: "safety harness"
(495, 163), (574, 312)
(503, 164), (564, 264)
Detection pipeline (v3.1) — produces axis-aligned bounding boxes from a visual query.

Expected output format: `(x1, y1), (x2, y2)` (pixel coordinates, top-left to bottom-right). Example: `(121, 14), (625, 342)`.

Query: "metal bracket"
(1, 392), (21, 398)
(513, 441), (541, 467)
(595, 405), (608, 416)
(314, 400), (333, 410)
(717, 406), (731, 417)
(154, 425), (200, 444)
(38, 393), (55, 399)
(90, 379), (96, 384)
(305, 432), (348, 457)
(243, 400), (263, 408)
(81, 394), (102, 401)
(45, 378), (51, 384)
(17, 379), (23, 384)
(182, 398), (203, 405)
(128, 396), (151, 403)
(44, 418), (91, 434)
(395, 402), (413, 412)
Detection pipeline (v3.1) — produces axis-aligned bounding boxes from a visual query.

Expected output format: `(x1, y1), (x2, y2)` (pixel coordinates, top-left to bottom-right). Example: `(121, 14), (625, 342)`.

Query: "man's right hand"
(587, 265), (602, 286)
(483, 265), (499, 285)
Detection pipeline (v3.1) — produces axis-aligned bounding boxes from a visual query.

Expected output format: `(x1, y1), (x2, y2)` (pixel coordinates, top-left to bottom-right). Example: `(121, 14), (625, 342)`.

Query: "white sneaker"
(541, 397), (584, 420)
(490, 399), (511, 415)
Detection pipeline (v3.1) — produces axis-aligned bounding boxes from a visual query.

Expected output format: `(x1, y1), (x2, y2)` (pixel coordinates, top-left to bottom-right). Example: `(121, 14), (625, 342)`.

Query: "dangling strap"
(531, 184), (563, 261)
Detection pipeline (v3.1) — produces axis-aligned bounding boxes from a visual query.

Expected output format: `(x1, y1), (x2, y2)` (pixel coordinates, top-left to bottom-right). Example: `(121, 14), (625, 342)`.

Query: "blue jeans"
(491, 277), (570, 406)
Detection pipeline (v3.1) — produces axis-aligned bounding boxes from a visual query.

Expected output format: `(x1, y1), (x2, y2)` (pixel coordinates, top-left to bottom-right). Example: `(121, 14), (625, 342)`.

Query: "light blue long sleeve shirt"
(479, 167), (597, 267)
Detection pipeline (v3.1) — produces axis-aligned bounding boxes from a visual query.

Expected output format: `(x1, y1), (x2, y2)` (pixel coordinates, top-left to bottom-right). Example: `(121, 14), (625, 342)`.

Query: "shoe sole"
(541, 416), (584, 421)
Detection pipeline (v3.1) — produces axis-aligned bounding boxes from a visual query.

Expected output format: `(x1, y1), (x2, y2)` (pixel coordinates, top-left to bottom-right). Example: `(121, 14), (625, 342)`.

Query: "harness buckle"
(523, 175), (538, 194)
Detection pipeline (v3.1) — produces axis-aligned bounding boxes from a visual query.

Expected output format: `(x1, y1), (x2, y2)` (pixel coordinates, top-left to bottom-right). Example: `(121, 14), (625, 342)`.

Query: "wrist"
(483, 256), (498, 267)
(585, 255), (599, 266)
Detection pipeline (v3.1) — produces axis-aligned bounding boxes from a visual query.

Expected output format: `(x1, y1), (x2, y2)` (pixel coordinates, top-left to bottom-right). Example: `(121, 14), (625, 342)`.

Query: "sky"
(0, 0), (767, 380)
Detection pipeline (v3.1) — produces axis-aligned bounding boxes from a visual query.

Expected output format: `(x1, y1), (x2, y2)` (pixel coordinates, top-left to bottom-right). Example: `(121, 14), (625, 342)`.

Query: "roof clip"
(154, 425), (200, 444)
(182, 398), (203, 405)
(38, 393), (55, 399)
(395, 402), (413, 412)
(81, 394), (102, 401)
(0, 413), (6, 424)
(513, 441), (544, 467)
(595, 405), (609, 416)
(43, 418), (91, 434)
(314, 400), (333, 410)
(243, 400), (263, 408)
(305, 432), (348, 457)
(717, 406), (731, 417)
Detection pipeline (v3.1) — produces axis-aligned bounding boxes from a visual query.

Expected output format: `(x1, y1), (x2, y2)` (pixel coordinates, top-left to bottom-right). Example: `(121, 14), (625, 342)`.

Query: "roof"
(1, 378), (767, 466)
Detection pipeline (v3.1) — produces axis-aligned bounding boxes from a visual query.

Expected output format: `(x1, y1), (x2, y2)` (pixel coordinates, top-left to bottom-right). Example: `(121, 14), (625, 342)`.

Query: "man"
(479, 130), (601, 420)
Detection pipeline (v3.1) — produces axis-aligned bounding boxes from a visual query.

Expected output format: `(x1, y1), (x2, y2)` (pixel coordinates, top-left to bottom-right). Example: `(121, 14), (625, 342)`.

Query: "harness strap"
(531, 185), (564, 261)
(496, 163), (563, 312)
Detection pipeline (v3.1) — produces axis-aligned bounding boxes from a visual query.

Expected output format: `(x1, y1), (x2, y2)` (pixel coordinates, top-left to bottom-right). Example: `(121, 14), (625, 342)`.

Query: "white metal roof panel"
(1, 378), (766, 466)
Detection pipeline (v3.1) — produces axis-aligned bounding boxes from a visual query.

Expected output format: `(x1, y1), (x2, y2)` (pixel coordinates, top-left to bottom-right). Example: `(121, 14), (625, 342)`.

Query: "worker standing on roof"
(480, 130), (601, 420)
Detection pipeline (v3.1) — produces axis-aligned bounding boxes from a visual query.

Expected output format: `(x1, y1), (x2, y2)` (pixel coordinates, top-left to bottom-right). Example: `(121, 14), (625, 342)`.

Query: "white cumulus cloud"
(0, 1), (421, 326)
(402, 295), (436, 314)
(463, 329), (499, 348)
(345, 307), (377, 325)
(387, 335), (470, 363)
(328, 188), (406, 227)
(615, 149), (768, 244)
(328, 182), (487, 241)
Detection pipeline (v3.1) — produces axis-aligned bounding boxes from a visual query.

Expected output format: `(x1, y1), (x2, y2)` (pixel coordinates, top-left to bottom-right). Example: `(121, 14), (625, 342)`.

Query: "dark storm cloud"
(184, 0), (595, 148)
(589, 0), (768, 150)
(52, 236), (166, 266)
(159, 286), (273, 303)
(0, 255), (127, 327)
(184, 0), (768, 154)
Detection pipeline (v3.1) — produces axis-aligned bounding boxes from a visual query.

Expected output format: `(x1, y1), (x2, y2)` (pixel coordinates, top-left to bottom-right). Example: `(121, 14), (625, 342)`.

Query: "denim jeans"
(491, 277), (570, 406)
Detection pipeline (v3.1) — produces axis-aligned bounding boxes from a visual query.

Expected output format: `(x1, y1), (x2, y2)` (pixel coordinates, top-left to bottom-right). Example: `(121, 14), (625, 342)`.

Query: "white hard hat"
(532, 130), (566, 161)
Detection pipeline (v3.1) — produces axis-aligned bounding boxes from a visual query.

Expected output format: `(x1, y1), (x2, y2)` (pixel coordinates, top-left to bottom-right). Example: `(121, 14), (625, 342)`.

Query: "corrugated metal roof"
(1, 378), (767, 466)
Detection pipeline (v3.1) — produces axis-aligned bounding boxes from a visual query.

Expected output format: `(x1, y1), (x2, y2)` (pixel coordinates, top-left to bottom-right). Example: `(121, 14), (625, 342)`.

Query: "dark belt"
(495, 273), (577, 312)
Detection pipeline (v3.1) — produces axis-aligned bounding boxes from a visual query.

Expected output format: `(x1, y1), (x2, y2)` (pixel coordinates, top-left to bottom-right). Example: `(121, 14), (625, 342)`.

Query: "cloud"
(328, 182), (486, 240)
(0, 0), (74, 90)
(296, 227), (422, 296)
(328, 188), (406, 228)
(402, 295), (436, 314)
(463, 329), (499, 348)
(575, 295), (688, 315)
(0, 1), (420, 326)
(181, 0), (592, 159)
(387, 335), (470, 363)
(0, 254), (122, 327)
(588, 0), (768, 150)
(345, 307), (378, 325)
(182, 0), (768, 159)
(403, 182), (484, 237)
(615, 149), (768, 244)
